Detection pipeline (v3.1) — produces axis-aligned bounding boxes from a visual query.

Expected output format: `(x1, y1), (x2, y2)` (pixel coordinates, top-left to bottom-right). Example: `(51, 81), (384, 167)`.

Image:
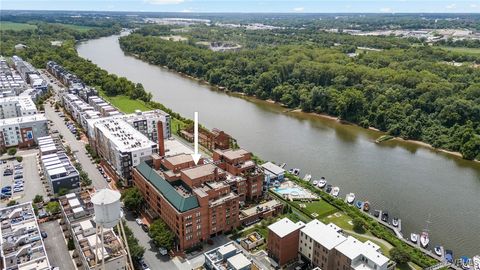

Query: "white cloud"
(181, 9), (192, 12)
(293, 7), (304, 12)
(379, 7), (392, 12)
(145, 0), (184, 5)
(470, 4), (478, 8)
(445, 3), (456, 9)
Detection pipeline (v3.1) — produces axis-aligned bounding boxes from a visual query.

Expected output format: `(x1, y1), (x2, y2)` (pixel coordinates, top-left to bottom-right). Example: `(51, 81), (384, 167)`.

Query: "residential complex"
(204, 242), (252, 270)
(0, 202), (51, 270)
(38, 136), (80, 194)
(267, 218), (393, 270)
(0, 96), (38, 119)
(0, 114), (48, 150)
(59, 191), (128, 270)
(93, 118), (158, 181)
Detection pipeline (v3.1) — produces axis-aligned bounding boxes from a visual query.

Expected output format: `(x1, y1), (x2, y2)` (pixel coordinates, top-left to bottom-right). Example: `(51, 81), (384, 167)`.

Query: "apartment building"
(0, 58), (26, 97)
(93, 118), (158, 181)
(267, 218), (392, 270)
(46, 61), (83, 87)
(132, 153), (241, 251)
(0, 96), (38, 119)
(180, 127), (231, 151)
(59, 192), (127, 270)
(0, 114), (48, 150)
(213, 148), (264, 201)
(204, 242), (252, 270)
(38, 136), (80, 194)
(267, 217), (305, 267)
(0, 202), (51, 270)
(122, 109), (171, 142)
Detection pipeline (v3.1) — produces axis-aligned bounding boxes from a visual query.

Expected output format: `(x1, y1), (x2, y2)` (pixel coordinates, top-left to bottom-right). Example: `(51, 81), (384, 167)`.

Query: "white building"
(122, 109), (171, 142)
(0, 114), (48, 149)
(93, 118), (158, 181)
(335, 236), (390, 270)
(0, 202), (51, 270)
(0, 96), (38, 119)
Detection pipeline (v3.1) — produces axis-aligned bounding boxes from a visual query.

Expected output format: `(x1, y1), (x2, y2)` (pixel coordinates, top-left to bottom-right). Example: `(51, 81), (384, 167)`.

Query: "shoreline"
(119, 41), (478, 164)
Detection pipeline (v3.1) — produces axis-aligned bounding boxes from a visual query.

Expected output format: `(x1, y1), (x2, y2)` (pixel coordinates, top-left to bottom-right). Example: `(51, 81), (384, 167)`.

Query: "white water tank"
(91, 189), (121, 228)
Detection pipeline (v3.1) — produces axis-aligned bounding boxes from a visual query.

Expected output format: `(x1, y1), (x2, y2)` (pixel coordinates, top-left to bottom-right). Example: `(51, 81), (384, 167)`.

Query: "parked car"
(141, 224), (149, 232)
(135, 218), (143, 225)
(139, 260), (150, 270)
(41, 231), (48, 238)
(13, 188), (23, 193)
(2, 186), (12, 192)
(158, 247), (168, 256)
(14, 174), (23, 179)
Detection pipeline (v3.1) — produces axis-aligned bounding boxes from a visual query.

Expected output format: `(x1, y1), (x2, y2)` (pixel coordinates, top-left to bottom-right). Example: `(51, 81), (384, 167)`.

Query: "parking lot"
(0, 151), (46, 207)
(40, 221), (75, 270)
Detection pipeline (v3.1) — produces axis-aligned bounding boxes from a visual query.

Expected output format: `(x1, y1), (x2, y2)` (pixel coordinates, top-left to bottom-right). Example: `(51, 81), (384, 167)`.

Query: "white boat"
(473, 255), (480, 270)
(312, 180), (318, 186)
(420, 231), (430, 248)
(434, 246), (443, 256)
(289, 168), (300, 176)
(331, 186), (340, 197)
(392, 217), (399, 227)
(410, 233), (418, 243)
(303, 174), (312, 181)
(317, 179), (327, 188)
(346, 193), (355, 204)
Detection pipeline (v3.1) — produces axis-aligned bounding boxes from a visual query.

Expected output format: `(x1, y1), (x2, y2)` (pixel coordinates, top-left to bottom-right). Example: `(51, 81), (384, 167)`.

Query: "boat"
(381, 211), (389, 222)
(445, 250), (454, 264)
(331, 186), (340, 197)
(346, 193), (355, 204)
(363, 201), (370, 212)
(420, 231), (430, 248)
(325, 184), (332, 193)
(303, 174), (312, 181)
(355, 201), (363, 209)
(317, 178), (327, 188)
(312, 180), (318, 186)
(434, 245), (443, 256)
(373, 210), (380, 218)
(410, 233), (418, 243)
(473, 255), (480, 270)
(460, 256), (471, 270)
(291, 168), (300, 176)
(420, 215), (431, 248)
(392, 217), (399, 227)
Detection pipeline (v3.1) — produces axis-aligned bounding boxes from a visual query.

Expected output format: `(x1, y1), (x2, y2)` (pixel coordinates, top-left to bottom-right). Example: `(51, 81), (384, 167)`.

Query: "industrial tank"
(91, 188), (121, 228)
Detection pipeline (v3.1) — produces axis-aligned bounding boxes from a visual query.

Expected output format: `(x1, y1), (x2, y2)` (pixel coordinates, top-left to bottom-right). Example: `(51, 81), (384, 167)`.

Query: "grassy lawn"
(320, 211), (352, 230)
(293, 199), (338, 219)
(0, 21), (37, 31)
(52, 23), (96, 32)
(171, 117), (187, 135)
(439, 46), (480, 55)
(101, 95), (152, 113)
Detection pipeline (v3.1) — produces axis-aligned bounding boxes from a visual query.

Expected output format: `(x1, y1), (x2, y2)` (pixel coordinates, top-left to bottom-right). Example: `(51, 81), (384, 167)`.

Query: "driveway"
(40, 221), (75, 270)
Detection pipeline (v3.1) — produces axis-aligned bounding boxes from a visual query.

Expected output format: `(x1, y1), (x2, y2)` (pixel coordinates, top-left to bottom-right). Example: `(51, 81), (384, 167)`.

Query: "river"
(77, 33), (480, 256)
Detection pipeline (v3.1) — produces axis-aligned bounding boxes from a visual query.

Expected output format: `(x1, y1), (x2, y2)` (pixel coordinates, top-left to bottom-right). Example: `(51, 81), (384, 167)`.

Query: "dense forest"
(120, 26), (480, 160)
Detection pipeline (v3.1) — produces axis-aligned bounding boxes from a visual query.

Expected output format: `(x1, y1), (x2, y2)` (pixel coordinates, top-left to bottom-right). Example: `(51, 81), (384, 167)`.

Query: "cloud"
(293, 7), (304, 12)
(445, 3), (456, 9)
(470, 4), (478, 8)
(181, 9), (192, 12)
(145, 0), (184, 4)
(379, 7), (392, 12)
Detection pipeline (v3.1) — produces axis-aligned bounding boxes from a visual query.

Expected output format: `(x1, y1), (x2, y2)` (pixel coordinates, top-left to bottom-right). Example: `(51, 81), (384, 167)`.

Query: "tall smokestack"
(157, 121), (165, 157)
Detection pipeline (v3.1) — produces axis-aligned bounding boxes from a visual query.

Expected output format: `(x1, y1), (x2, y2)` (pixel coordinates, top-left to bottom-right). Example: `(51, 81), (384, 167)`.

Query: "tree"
(45, 201), (61, 214)
(7, 148), (17, 156)
(58, 188), (69, 196)
(352, 217), (366, 233)
(67, 237), (75, 250)
(121, 187), (145, 211)
(7, 200), (17, 207)
(79, 171), (92, 186)
(390, 247), (411, 264)
(16, 156), (23, 162)
(33, 195), (44, 204)
(148, 219), (175, 250)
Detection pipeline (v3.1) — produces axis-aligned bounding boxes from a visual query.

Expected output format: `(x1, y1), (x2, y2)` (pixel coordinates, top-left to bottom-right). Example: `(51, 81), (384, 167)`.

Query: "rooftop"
(261, 162), (285, 176)
(301, 219), (347, 250)
(164, 153), (193, 166)
(95, 118), (157, 152)
(181, 163), (219, 180)
(136, 161), (199, 212)
(335, 236), (389, 267)
(268, 217), (305, 238)
(216, 148), (250, 161)
(0, 114), (47, 126)
(227, 253), (251, 270)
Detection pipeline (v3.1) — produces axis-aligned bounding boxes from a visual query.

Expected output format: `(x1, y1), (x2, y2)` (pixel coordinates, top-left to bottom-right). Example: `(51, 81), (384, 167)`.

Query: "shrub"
(7, 200), (17, 207)
(16, 156), (23, 162)
(7, 148), (17, 156)
(33, 195), (44, 203)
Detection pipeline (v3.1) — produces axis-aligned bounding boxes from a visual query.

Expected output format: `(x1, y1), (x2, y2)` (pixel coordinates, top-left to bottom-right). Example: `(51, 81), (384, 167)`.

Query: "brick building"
(267, 218), (305, 267)
(180, 126), (231, 151)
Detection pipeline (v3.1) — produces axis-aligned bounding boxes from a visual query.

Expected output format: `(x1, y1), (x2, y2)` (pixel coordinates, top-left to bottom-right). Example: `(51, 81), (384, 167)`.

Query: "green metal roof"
(136, 161), (199, 212)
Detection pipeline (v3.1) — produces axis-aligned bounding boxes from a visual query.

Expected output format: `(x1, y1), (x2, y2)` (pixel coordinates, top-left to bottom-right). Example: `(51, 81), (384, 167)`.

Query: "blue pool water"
(274, 187), (305, 195)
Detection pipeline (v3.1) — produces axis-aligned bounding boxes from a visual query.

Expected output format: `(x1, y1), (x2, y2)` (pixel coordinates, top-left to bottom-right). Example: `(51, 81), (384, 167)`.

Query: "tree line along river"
(77, 32), (480, 257)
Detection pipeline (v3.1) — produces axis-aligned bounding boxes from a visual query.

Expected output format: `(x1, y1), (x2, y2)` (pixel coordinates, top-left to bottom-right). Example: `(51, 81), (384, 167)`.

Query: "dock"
(371, 210), (403, 239)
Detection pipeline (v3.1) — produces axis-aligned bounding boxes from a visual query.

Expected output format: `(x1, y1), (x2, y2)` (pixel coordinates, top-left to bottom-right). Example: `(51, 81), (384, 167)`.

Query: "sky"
(1, 0), (480, 13)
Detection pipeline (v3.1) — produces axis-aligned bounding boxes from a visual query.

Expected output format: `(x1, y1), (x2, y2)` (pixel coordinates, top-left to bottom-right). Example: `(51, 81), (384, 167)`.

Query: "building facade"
(0, 114), (48, 150)
(267, 217), (305, 267)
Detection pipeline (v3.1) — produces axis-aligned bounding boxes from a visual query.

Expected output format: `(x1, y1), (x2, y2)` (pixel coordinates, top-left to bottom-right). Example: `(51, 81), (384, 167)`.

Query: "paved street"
(40, 221), (76, 270)
(44, 102), (107, 189)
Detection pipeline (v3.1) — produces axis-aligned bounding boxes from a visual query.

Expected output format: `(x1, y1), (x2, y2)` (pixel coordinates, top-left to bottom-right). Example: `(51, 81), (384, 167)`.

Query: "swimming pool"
(275, 187), (306, 196)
